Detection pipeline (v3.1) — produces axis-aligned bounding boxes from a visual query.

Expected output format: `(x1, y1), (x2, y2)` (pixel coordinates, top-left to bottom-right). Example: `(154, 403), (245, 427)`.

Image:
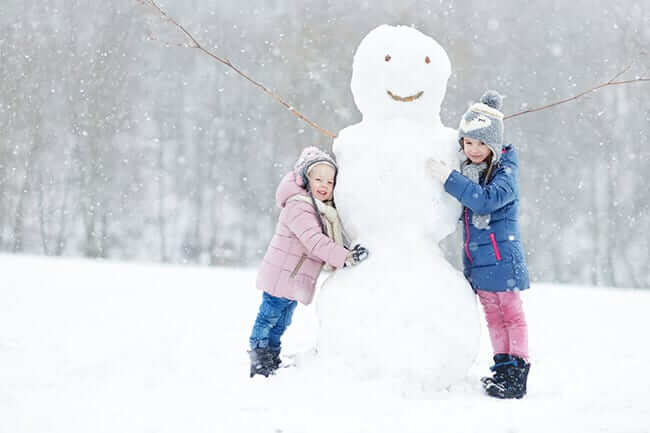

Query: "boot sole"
(484, 382), (526, 399)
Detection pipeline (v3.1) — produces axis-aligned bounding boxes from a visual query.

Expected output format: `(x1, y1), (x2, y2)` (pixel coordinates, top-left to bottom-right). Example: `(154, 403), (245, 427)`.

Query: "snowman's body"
(317, 25), (480, 393)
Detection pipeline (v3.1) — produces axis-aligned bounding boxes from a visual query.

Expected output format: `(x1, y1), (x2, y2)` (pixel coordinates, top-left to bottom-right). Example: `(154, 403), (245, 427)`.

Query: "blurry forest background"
(0, 0), (648, 288)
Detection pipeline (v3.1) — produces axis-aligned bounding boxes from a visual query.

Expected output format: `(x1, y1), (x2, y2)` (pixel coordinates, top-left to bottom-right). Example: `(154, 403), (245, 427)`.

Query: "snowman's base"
(316, 249), (480, 394)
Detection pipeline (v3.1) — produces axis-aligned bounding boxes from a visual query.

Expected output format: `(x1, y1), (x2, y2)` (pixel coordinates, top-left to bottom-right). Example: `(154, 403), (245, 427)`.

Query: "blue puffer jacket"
(443, 145), (530, 292)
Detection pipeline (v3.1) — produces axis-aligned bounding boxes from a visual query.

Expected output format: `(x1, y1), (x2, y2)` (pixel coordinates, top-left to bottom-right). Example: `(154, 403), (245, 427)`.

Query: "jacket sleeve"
(443, 163), (517, 215)
(284, 202), (348, 269)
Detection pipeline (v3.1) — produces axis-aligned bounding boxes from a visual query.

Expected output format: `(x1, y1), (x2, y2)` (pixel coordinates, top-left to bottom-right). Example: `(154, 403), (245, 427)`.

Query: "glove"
(345, 244), (369, 267)
(427, 158), (452, 183)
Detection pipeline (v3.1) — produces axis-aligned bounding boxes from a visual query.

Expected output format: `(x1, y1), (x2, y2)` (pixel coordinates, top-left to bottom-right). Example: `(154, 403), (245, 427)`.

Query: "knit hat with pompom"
(293, 146), (338, 189)
(457, 90), (505, 161)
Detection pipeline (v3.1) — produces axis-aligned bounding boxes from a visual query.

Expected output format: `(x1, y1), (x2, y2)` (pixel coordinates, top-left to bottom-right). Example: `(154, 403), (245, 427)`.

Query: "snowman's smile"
(387, 90), (424, 102)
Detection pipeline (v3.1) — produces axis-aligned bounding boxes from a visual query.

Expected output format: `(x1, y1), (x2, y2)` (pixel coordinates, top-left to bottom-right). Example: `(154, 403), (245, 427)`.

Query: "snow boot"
(248, 347), (274, 378)
(484, 355), (530, 399)
(480, 353), (513, 387)
(268, 346), (282, 371)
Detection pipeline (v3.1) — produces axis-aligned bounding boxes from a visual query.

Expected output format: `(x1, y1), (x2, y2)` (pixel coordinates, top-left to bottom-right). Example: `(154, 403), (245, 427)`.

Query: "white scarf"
(287, 194), (345, 249)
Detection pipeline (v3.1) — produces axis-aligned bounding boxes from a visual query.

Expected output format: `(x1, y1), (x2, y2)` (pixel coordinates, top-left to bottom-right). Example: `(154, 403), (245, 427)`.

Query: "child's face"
(462, 137), (491, 164)
(308, 164), (336, 201)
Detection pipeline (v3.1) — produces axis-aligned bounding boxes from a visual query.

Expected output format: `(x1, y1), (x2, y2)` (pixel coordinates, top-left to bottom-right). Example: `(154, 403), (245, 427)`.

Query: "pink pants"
(477, 290), (529, 360)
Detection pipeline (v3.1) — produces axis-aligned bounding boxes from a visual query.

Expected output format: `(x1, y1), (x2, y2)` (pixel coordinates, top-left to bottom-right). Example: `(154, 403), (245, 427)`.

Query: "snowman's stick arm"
(139, 0), (338, 139)
(504, 64), (650, 121)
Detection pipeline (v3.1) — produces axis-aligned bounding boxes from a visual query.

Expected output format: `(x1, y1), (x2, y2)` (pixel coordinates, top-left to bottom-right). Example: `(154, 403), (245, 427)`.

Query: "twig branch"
(505, 68), (650, 121)
(140, 1), (649, 129)
(607, 61), (633, 83)
(139, 0), (338, 139)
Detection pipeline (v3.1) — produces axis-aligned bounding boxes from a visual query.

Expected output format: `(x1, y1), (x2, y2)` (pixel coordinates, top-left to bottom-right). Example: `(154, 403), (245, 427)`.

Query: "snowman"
(316, 25), (480, 394)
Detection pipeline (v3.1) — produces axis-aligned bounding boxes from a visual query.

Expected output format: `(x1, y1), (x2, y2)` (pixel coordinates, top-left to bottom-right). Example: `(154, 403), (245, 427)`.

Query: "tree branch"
(139, 1), (649, 129)
(139, 0), (338, 139)
(504, 67), (650, 121)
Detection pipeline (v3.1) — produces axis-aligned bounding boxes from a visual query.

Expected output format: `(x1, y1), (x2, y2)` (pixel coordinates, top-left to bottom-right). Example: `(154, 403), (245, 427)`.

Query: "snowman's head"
(351, 25), (451, 122)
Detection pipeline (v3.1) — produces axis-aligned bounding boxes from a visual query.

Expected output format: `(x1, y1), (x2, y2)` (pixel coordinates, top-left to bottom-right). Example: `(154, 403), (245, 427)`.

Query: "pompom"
(479, 90), (503, 111)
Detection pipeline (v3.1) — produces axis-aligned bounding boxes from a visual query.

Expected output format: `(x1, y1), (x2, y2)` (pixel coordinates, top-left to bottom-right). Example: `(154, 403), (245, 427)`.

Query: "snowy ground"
(1, 254), (649, 433)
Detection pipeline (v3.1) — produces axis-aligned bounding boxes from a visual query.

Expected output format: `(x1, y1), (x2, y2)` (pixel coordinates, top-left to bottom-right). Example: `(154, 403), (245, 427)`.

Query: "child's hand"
(345, 244), (369, 267)
(427, 158), (452, 183)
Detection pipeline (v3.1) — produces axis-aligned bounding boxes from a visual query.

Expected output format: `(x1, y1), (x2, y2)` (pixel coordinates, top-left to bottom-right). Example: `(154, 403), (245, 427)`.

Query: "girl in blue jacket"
(428, 90), (531, 399)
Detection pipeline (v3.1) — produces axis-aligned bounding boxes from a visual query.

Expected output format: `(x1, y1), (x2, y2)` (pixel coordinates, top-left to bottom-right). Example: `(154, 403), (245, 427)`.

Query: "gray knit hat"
(458, 90), (504, 161)
(293, 146), (338, 188)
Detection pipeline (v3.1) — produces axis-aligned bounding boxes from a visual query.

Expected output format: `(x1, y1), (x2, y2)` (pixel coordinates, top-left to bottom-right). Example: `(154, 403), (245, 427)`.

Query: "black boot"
(484, 355), (530, 399)
(268, 346), (282, 371)
(248, 347), (273, 378)
(480, 354), (512, 388)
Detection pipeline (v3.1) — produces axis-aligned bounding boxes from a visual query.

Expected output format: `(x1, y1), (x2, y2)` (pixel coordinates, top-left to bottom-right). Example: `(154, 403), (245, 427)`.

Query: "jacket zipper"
(290, 254), (307, 278)
(489, 233), (502, 261)
(464, 208), (473, 264)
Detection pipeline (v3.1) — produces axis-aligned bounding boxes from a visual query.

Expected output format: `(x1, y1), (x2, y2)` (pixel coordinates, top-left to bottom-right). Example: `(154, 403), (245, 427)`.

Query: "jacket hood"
(275, 171), (308, 208)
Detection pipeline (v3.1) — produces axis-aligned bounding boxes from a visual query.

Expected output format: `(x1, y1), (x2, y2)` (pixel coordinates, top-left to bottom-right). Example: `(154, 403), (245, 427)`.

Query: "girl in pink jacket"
(249, 146), (368, 378)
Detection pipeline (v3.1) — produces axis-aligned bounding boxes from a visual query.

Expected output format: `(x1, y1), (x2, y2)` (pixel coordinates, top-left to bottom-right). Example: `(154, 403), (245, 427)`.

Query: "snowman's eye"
(425, 56), (431, 64)
(385, 54), (391, 62)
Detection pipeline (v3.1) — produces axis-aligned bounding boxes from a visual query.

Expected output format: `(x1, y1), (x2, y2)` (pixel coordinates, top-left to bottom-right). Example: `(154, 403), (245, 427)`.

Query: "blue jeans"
(249, 292), (298, 350)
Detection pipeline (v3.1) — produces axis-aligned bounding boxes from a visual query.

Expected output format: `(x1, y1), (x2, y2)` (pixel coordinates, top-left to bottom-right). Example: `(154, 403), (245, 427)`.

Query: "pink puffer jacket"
(256, 171), (348, 305)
